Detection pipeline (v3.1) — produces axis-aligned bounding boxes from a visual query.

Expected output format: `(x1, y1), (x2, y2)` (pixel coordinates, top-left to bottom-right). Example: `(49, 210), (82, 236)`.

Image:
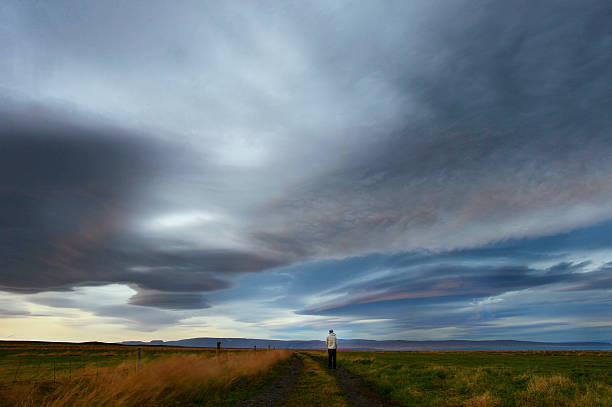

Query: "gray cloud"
(4, 1), (612, 263)
(298, 260), (608, 314)
(129, 291), (210, 310)
(1, 0), (611, 333)
(1, 102), (167, 291)
(251, 0), (612, 258)
(0, 308), (31, 317)
(0, 102), (281, 308)
(28, 290), (189, 329)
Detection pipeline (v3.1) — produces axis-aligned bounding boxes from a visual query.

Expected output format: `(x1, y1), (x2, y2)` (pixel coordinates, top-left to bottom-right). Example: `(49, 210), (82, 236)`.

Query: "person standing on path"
(327, 328), (337, 369)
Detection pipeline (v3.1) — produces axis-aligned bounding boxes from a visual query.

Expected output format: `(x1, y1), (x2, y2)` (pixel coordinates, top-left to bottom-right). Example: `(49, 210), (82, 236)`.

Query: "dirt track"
(323, 359), (396, 407)
(234, 355), (303, 407)
(235, 353), (396, 407)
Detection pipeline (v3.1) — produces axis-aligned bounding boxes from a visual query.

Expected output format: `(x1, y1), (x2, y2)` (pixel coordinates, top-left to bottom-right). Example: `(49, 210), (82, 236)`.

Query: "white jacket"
(326, 332), (337, 349)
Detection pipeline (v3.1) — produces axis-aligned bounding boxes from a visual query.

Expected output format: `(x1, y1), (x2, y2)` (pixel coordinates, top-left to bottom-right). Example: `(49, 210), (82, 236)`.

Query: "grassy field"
(308, 350), (612, 406)
(0, 342), (292, 407)
(2, 343), (611, 406)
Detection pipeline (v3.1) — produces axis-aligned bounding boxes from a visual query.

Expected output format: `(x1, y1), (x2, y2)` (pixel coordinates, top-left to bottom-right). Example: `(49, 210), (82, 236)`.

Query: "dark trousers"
(328, 348), (336, 368)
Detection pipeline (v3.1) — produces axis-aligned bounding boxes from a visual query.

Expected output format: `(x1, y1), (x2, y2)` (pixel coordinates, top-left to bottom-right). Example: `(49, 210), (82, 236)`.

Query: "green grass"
(282, 353), (349, 407)
(308, 350), (612, 406)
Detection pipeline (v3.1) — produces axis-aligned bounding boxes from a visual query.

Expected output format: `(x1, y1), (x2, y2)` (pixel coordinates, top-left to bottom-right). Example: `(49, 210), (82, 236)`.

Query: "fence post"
(137, 347), (142, 369)
(12, 360), (21, 383)
(253, 345), (256, 352)
(268, 344), (270, 351)
(216, 341), (221, 354)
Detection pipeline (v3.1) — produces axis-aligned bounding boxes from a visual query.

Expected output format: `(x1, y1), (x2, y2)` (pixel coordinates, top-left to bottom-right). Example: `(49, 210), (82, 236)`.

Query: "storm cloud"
(0, 102), (282, 304)
(1, 0), (611, 340)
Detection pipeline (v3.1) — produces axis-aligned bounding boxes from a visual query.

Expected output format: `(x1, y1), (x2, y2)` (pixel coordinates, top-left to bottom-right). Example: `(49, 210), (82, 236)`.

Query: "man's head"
(329, 329), (333, 333)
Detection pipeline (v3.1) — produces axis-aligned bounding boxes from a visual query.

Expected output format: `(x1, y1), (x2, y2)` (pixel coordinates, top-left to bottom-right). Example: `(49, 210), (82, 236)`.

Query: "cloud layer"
(0, 0), (611, 340)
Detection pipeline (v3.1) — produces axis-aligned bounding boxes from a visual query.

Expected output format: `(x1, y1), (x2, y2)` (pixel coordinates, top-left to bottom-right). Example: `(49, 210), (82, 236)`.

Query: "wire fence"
(0, 356), (138, 387)
(0, 348), (150, 388)
(0, 345), (258, 387)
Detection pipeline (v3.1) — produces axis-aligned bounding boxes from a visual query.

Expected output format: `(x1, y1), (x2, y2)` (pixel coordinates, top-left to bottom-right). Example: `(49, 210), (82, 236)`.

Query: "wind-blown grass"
(0, 343), (218, 382)
(1, 349), (292, 407)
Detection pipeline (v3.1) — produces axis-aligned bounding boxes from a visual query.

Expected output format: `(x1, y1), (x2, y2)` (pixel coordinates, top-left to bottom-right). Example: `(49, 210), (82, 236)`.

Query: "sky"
(1, 0), (611, 343)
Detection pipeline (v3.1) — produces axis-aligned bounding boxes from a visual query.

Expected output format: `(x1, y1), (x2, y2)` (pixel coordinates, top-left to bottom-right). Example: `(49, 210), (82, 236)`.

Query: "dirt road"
(234, 355), (303, 407)
(235, 353), (396, 407)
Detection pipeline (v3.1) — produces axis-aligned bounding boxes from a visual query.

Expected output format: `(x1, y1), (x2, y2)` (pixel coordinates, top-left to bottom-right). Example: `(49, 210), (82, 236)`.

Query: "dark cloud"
(0, 102), (283, 308)
(4, 1), (612, 266)
(251, 0), (612, 258)
(0, 309), (31, 317)
(1, 102), (165, 290)
(129, 291), (210, 310)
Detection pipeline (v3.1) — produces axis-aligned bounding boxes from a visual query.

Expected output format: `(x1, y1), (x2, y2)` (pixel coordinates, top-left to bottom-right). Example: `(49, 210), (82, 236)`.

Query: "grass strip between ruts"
(281, 352), (349, 407)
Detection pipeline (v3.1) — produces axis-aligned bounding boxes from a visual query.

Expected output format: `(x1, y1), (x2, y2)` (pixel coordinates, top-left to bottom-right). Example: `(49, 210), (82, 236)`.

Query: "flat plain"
(0, 342), (610, 406)
(306, 349), (612, 406)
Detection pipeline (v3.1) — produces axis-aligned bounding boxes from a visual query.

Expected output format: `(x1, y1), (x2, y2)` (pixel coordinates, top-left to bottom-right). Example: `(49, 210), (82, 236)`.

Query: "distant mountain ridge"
(120, 337), (612, 350)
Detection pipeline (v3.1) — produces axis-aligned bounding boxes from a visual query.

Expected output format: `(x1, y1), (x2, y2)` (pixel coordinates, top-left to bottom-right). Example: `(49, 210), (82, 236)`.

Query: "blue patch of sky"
(208, 218), (612, 340)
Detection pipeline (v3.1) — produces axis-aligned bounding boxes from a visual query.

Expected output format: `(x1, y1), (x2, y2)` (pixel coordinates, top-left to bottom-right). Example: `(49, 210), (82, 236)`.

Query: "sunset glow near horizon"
(1, 1), (611, 343)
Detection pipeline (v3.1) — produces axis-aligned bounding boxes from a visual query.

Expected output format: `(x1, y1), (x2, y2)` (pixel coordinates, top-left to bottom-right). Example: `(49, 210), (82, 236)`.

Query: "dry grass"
(462, 392), (499, 407)
(1, 350), (292, 407)
(516, 374), (612, 407)
(526, 375), (573, 393)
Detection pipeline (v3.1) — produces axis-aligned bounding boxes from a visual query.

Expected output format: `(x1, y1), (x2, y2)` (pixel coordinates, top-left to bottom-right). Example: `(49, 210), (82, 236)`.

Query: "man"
(326, 328), (337, 369)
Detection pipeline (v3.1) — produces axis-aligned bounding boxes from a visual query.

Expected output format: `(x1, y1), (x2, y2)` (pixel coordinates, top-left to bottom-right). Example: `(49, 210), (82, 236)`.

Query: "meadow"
(307, 349), (612, 406)
(1, 342), (610, 406)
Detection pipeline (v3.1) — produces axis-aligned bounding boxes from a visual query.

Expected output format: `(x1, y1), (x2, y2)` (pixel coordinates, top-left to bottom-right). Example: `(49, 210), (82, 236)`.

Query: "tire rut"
(308, 354), (397, 407)
(234, 354), (303, 407)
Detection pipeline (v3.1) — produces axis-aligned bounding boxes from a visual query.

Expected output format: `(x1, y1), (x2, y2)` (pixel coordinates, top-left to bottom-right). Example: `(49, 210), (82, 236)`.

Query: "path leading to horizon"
(234, 354), (302, 407)
(235, 352), (395, 407)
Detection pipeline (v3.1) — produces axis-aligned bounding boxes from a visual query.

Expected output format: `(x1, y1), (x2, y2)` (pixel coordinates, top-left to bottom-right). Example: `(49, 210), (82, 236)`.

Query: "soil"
(234, 355), (303, 407)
